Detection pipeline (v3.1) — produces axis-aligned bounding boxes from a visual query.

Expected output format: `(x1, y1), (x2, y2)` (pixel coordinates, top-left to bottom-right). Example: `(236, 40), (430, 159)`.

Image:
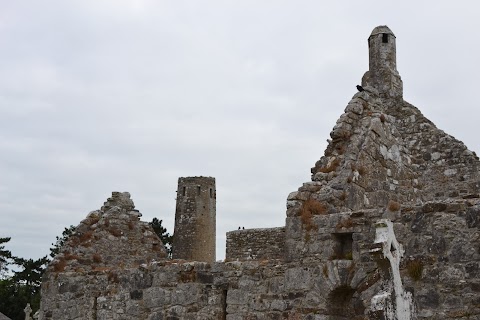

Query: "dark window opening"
(93, 295), (98, 316)
(209, 188), (213, 198)
(197, 186), (201, 195)
(332, 233), (353, 260)
(382, 33), (389, 43)
(182, 187), (186, 196)
(221, 289), (228, 320)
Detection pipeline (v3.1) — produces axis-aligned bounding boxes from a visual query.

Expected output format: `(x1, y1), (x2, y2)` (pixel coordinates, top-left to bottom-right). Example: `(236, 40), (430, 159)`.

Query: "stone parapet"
(226, 227), (285, 260)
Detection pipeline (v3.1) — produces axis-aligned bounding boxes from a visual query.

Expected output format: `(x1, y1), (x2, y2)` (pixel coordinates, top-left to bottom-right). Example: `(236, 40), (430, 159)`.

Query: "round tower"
(362, 25), (403, 98)
(172, 176), (216, 263)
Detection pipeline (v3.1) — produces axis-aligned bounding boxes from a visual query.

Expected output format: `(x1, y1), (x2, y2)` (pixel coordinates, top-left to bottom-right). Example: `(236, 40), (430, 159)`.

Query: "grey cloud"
(1, 1), (479, 261)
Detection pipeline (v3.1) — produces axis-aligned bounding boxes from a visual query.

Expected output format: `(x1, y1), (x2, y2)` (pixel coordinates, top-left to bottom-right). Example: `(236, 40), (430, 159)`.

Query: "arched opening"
(327, 285), (364, 319)
(328, 286), (355, 318)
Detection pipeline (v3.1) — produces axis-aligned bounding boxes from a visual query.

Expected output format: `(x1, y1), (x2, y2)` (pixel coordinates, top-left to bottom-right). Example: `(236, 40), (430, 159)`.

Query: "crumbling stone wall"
(399, 201), (480, 319)
(225, 227), (285, 260)
(40, 209), (382, 320)
(40, 26), (480, 319)
(389, 100), (479, 202)
(40, 198), (480, 319)
(47, 192), (166, 274)
(40, 262), (226, 320)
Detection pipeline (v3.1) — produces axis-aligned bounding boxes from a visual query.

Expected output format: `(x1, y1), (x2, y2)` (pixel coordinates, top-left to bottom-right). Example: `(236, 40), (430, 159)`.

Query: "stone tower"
(172, 176), (216, 263)
(362, 25), (403, 98)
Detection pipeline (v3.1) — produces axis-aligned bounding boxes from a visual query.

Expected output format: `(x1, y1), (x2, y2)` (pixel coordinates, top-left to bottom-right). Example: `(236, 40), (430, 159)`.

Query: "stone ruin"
(39, 26), (480, 319)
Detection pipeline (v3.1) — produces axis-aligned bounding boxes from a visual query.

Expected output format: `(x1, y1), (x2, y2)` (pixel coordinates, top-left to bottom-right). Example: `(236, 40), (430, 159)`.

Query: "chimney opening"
(382, 33), (389, 43)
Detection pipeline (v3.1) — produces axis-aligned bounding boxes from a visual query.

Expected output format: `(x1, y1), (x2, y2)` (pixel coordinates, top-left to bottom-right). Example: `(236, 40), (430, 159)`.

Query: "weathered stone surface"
(226, 227), (285, 260)
(46, 192), (166, 276)
(0, 312), (11, 320)
(40, 25), (480, 320)
(173, 177), (216, 264)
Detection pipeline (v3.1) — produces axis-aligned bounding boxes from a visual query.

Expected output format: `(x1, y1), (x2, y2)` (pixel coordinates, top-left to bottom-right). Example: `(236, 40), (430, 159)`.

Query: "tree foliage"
(0, 237), (12, 276)
(0, 220), (171, 318)
(0, 277), (30, 320)
(149, 218), (173, 257)
(14, 256), (49, 291)
(49, 225), (76, 258)
(0, 254), (48, 320)
(1, 224), (75, 318)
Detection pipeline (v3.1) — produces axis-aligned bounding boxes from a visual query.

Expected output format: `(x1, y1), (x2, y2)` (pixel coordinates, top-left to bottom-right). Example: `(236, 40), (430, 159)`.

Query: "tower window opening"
(182, 187), (186, 196)
(382, 33), (388, 43)
(197, 186), (201, 195)
(209, 188), (213, 198)
(332, 233), (353, 259)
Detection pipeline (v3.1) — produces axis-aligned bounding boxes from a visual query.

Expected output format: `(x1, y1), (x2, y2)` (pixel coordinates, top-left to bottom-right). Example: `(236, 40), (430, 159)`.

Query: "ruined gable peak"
(47, 192), (166, 273)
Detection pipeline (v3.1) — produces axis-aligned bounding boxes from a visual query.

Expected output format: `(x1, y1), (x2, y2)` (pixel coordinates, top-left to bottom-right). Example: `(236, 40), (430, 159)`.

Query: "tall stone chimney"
(362, 25), (403, 98)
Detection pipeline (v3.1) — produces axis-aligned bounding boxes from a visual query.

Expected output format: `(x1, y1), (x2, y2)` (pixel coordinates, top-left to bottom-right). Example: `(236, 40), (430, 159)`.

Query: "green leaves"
(49, 225), (76, 259)
(13, 256), (49, 288)
(149, 218), (173, 257)
(0, 238), (47, 319)
(0, 237), (12, 276)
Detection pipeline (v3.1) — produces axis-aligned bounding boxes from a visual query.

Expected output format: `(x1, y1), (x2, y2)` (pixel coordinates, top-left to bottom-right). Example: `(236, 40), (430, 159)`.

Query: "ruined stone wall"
(40, 26), (480, 320)
(389, 100), (479, 202)
(297, 83), (479, 260)
(40, 261), (225, 320)
(225, 227), (285, 260)
(39, 237), (380, 320)
(47, 192), (166, 274)
(398, 201), (480, 318)
(41, 203), (480, 319)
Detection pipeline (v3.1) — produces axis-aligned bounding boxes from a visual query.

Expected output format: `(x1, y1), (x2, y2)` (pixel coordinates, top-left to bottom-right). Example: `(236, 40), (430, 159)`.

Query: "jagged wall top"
(47, 192), (167, 273)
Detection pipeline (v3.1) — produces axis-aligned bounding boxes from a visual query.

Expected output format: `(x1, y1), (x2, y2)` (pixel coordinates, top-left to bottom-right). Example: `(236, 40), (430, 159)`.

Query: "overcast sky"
(1, 1), (479, 262)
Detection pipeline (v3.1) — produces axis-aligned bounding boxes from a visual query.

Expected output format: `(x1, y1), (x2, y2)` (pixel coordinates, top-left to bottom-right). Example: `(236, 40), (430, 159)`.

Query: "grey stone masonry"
(226, 227), (285, 260)
(39, 26), (480, 319)
(40, 203), (480, 319)
(362, 25), (403, 99)
(0, 312), (12, 320)
(46, 192), (166, 274)
(173, 176), (216, 263)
